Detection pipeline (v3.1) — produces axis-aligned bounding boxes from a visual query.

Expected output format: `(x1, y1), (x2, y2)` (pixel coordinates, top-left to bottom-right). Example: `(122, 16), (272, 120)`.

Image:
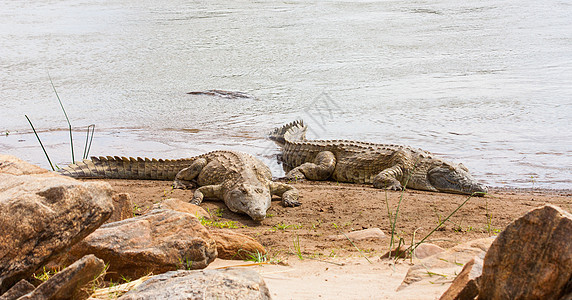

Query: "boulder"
(153, 198), (210, 219)
(209, 229), (266, 260)
(439, 254), (484, 300)
(0, 155), (113, 294)
(19, 255), (105, 300)
(118, 268), (271, 299)
(107, 193), (134, 223)
(66, 209), (217, 280)
(397, 237), (495, 291)
(328, 228), (386, 241)
(479, 205), (572, 300)
(0, 280), (35, 300)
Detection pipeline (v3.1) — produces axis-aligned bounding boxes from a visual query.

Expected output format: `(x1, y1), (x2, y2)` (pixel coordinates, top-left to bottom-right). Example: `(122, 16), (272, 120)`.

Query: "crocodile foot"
(283, 195), (301, 207)
(385, 184), (404, 191)
(173, 179), (198, 190)
(373, 180), (403, 191)
(285, 169), (306, 182)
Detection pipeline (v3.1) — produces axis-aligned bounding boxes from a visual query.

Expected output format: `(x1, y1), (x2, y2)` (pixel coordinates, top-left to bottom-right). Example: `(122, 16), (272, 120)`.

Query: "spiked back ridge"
(57, 156), (194, 180)
(268, 120), (307, 145)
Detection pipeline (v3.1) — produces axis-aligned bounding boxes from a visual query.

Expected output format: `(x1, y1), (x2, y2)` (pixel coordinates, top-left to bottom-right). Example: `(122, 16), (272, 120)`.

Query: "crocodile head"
(225, 184), (272, 221)
(426, 162), (488, 196)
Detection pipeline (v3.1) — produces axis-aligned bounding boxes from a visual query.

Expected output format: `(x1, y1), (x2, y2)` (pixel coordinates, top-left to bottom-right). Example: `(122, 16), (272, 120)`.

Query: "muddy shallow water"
(1, 0), (571, 189)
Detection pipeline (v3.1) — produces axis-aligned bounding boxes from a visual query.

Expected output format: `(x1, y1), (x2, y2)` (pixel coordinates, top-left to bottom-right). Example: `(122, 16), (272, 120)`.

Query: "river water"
(1, 0), (571, 189)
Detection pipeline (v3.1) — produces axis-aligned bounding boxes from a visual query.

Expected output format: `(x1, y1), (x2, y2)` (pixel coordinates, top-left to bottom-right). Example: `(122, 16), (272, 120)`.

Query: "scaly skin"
(58, 150), (300, 221)
(269, 121), (487, 195)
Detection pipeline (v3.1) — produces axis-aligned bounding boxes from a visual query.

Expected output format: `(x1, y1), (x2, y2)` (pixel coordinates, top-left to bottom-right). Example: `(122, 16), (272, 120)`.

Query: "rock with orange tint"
(0, 155), (113, 294)
(68, 209), (217, 280)
(154, 198), (210, 219)
(209, 229), (266, 260)
(479, 205), (571, 300)
(439, 254), (483, 300)
(107, 192), (134, 223)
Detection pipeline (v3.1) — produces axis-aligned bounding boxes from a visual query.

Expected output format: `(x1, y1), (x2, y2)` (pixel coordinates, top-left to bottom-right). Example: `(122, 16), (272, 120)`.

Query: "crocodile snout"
(248, 207), (267, 222)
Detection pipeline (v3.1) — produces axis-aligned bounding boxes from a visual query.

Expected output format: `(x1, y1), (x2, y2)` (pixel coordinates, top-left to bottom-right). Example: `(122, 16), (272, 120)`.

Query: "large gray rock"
(119, 268), (271, 300)
(479, 205), (572, 300)
(66, 209), (217, 280)
(19, 254), (105, 300)
(0, 155), (113, 294)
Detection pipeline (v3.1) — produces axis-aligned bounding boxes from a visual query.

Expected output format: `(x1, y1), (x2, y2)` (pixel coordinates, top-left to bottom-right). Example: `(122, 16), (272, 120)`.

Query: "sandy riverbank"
(102, 179), (571, 299)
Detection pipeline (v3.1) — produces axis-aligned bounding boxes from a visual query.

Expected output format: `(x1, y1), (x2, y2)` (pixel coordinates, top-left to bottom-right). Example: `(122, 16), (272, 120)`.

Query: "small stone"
(380, 244), (411, 259)
(413, 243), (445, 259)
(397, 237), (495, 291)
(153, 198), (210, 219)
(380, 243), (444, 260)
(328, 228), (386, 241)
(209, 229), (266, 260)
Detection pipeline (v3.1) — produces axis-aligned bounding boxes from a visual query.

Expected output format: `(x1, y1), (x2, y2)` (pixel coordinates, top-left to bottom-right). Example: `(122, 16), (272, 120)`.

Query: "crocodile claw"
(285, 170), (306, 182)
(283, 198), (302, 207)
(282, 192), (302, 207)
(386, 184), (404, 191)
(173, 179), (197, 190)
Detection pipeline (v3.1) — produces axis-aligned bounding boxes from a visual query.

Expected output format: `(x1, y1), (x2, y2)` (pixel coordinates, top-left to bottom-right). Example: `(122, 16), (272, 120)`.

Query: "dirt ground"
(104, 179), (571, 260)
(95, 179), (572, 299)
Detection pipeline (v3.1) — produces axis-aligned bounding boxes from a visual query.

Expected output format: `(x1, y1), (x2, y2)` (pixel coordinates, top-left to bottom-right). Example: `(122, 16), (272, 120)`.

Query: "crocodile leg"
(286, 151), (336, 181)
(173, 158), (207, 189)
(372, 150), (415, 190)
(269, 182), (301, 207)
(372, 165), (405, 190)
(190, 184), (223, 205)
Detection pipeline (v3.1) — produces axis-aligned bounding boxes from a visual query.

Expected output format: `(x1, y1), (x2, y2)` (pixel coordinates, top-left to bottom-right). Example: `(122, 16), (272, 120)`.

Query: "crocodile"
(269, 121), (487, 195)
(187, 90), (255, 100)
(57, 150), (300, 221)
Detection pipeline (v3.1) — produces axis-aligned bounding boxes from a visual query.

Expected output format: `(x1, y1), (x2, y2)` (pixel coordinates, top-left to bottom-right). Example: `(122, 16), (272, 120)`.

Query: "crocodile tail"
(57, 156), (192, 180)
(268, 120), (307, 145)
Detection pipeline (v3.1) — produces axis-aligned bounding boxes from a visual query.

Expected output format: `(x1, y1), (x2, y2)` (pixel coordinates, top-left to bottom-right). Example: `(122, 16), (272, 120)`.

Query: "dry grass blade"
(214, 262), (270, 269)
(90, 275), (152, 299)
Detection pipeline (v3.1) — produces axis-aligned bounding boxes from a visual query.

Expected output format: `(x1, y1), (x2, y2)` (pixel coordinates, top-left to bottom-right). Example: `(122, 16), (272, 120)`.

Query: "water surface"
(1, 0), (571, 189)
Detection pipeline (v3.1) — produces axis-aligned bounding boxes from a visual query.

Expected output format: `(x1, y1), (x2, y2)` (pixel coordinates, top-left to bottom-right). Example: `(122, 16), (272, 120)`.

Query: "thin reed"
(25, 115), (54, 171)
(48, 73), (74, 163)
